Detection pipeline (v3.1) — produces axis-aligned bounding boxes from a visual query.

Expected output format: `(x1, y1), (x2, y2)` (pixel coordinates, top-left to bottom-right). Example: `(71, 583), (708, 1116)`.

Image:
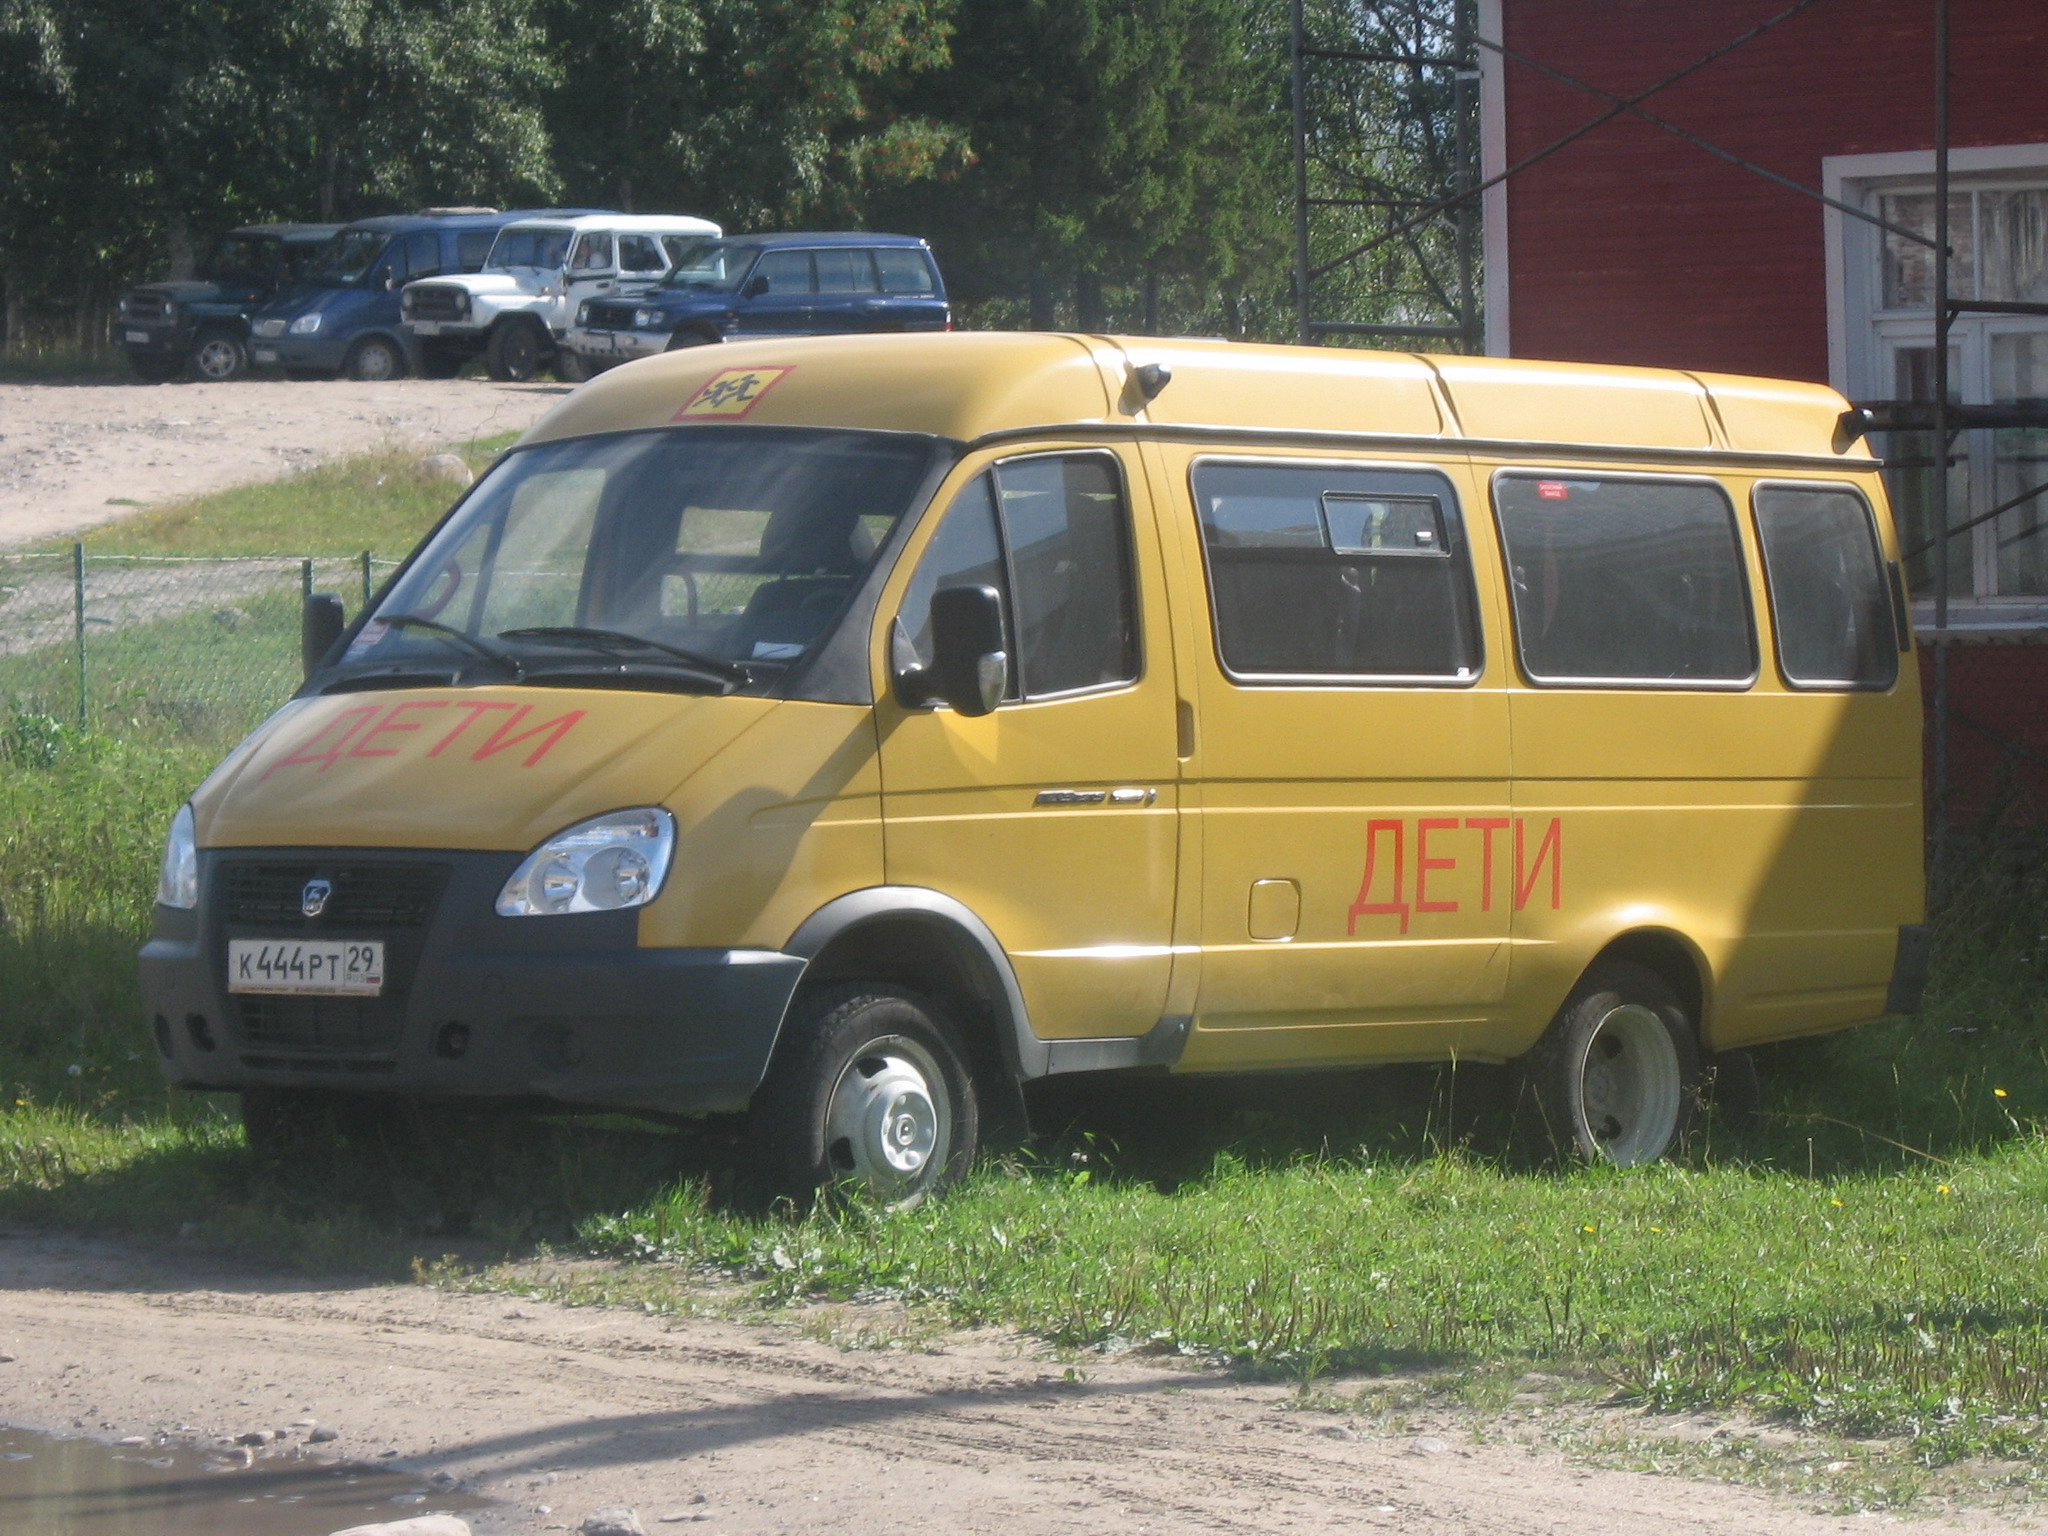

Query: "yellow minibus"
(140, 333), (1927, 1203)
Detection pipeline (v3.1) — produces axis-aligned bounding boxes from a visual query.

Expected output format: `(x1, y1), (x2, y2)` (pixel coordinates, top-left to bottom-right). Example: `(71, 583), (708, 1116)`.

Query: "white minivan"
(401, 212), (720, 382)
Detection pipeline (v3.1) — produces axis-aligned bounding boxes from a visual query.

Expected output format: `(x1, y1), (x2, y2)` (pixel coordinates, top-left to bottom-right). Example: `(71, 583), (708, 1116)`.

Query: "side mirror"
(302, 592), (346, 677)
(928, 585), (1008, 717)
(743, 275), (770, 299)
(380, 271), (400, 291)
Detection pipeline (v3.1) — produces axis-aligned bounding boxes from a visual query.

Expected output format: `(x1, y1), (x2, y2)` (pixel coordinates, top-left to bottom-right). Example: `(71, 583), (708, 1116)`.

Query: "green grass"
(0, 342), (133, 383)
(71, 436), (515, 558)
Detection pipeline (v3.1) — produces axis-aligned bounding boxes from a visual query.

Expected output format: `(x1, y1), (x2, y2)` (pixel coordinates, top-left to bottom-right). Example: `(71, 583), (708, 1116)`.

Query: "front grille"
(583, 301), (641, 329)
(237, 995), (403, 1055)
(121, 294), (171, 324)
(407, 284), (468, 321)
(220, 861), (447, 928)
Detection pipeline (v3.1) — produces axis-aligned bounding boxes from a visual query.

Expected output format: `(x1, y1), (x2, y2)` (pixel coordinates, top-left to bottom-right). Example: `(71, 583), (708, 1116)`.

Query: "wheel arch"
(1582, 926), (1711, 1042)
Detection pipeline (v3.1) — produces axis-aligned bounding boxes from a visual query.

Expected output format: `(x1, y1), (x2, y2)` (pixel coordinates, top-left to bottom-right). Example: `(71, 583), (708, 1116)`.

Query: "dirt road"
(0, 378), (566, 547)
(0, 1230), (2022, 1536)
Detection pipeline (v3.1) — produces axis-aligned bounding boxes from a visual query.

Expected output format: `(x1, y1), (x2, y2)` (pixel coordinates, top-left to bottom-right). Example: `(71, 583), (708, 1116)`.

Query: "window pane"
(570, 233), (613, 272)
(897, 475), (1014, 688)
(1882, 192), (1974, 307)
(753, 251), (812, 293)
(1195, 463), (1481, 680)
(874, 248), (935, 294)
(813, 249), (878, 293)
(617, 234), (664, 273)
(1980, 190), (2048, 303)
(998, 456), (1138, 695)
(1991, 331), (2048, 596)
(455, 232), (495, 271)
(1494, 474), (1755, 685)
(1753, 486), (1897, 687)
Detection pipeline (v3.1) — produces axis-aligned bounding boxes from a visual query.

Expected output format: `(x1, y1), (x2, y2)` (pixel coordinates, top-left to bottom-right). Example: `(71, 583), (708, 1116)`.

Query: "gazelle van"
(140, 333), (1926, 1203)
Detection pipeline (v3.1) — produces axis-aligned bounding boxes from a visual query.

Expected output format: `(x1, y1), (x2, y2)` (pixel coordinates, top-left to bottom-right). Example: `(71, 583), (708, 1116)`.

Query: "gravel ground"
(0, 377), (566, 547)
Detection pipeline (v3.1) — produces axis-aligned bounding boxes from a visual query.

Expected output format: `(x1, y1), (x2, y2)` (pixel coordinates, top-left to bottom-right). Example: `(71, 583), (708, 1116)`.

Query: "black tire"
(664, 327), (719, 351)
(127, 351), (184, 383)
(748, 984), (980, 1209)
(417, 341), (465, 380)
(344, 335), (406, 382)
(552, 347), (594, 383)
(484, 320), (545, 381)
(1513, 961), (1702, 1166)
(187, 327), (249, 383)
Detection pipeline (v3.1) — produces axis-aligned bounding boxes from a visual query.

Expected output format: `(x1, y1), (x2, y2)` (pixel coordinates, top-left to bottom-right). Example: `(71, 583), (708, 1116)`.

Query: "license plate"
(412, 321), (441, 335)
(124, 329), (150, 344)
(228, 939), (384, 996)
(253, 348), (279, 363)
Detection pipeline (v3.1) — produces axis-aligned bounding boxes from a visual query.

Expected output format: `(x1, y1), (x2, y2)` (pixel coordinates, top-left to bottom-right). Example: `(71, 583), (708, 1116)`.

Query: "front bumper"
(139, 848), (805, 1115)
(120, 325), (189, 360)
(407, 320), (487, 354)
(249, 332), (348, 371)
(563, 326), (681, 362)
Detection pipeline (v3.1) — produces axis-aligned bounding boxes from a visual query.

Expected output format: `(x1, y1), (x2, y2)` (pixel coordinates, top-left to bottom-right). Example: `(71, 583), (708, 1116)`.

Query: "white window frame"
(1824, 144), (2048, 624)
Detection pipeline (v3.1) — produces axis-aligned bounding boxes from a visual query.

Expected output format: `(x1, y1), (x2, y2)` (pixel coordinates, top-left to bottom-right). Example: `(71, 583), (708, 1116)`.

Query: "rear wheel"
(553, 347), (594, 383)
(1514, 962), (1701, 1166)
(485, 320), (544, 381)
(344, 335), (405, 382)
(748, 985), (980, 1209)
(187, 328), (249, 383)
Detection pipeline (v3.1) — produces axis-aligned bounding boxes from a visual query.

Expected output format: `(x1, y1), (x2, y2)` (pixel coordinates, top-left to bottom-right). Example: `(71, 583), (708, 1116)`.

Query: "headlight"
(496, 808), (675, 917)
(157, 804), (198, 909)
(252, 318), (286, 339)
(633, 308), (662, 329)
(576, 301), (591, 325)
(287, 312), (322, 335)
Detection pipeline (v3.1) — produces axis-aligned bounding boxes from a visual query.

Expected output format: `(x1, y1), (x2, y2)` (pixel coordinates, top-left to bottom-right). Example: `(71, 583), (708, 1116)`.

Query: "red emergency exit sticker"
(1538, 481), (1569, 500)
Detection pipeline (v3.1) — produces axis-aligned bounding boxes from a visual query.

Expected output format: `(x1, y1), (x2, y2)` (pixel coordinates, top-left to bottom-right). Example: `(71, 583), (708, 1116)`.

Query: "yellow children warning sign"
(673, 366), (793, 420)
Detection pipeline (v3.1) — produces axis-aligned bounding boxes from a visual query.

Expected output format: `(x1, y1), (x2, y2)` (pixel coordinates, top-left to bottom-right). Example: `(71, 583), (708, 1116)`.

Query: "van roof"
(499, 213), (722, 236)
(522, 332), (1870, 468)
(338, 208), (611, 235)
(228, 223), (344, 242)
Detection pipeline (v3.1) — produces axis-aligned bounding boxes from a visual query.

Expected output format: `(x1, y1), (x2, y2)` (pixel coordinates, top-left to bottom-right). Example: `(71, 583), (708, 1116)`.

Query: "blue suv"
(561, 232), (947, 371)
(249, 208), (607, 380)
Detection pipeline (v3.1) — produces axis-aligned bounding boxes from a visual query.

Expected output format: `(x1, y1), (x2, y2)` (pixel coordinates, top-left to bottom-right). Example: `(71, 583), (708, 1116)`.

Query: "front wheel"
(344, 336), (405, 382)
(187, 328), (249, 383)
(552, 347), (593, 384)
(485, 321), (544, 381)
(748, 985), (980, 1209)
(1514, 962), (1701, 1166)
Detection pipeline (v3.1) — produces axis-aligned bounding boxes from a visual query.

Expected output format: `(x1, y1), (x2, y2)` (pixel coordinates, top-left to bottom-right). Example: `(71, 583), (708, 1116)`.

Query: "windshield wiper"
(379, 614), (523, 677)
(496, 626), (750, 685)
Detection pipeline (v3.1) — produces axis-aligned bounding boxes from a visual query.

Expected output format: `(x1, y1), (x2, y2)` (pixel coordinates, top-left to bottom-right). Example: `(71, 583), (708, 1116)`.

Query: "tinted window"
(897, 476), (1017, 698)
(1194, 461), (1482, 681)
(874, 248), (935, 294)
(999, 456), (1138, 695)
(401, 233), (442, 280)
(1494, 473), (1755, 686)
(753, 250), (813, 294)
(455, 232), (495, 271)
(814, 248), (879, 294)
(617, 234), (665, 273)
(1753, 484), (1899, 688)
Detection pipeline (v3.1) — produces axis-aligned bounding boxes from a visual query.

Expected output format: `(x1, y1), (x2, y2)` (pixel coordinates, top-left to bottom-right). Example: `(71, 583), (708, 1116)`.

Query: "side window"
(403, 233), (442, 280)
(814, 248), (879, 294)
(874, 248), (936, 294)
(1193, 461), (1482, 682)
(1493, 472), (1756, 686)
(1752, 483), (1899, 688)
(617, 234), (665, 273)
(455, 232), (495, 271)
(897, 455), (1139, 702)
(571, 232), (614, 272)
(752, 250), (813, 293)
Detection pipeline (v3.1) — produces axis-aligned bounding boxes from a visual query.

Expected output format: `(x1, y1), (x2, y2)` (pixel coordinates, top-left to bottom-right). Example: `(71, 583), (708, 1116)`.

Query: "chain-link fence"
(0, 546), (400, 745)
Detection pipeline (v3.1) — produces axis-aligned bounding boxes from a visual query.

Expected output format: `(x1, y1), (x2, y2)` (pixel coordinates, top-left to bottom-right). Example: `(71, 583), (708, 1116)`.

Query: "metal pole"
(1291, 0), (1313, 346)
(301, 558), (313, 602)
(71, 541), (85, 728)
(360, 549), (372, 607)
(1931, 0), (1951, 863)
(1453, 1), (1479, 352)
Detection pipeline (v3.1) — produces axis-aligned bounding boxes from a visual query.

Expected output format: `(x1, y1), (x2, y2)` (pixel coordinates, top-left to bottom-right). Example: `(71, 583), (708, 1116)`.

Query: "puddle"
(0, 1425), (498, 1534)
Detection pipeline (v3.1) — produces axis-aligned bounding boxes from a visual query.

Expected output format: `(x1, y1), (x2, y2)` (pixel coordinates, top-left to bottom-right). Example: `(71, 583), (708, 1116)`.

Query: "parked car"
(116, 224), (342, 383)
(561, 232), (947, 372)
(401, 212), (720, 383)
(247, 209), (606, 381)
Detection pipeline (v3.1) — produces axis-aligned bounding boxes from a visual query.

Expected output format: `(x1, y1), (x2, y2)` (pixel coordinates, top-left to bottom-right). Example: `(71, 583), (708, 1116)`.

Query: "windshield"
(488, 227), (572, 270)
(660, 241), (758, 291)
(309, 229), (389, 285)
(337, 427), (937, 694)
(204, 235), (282, 285)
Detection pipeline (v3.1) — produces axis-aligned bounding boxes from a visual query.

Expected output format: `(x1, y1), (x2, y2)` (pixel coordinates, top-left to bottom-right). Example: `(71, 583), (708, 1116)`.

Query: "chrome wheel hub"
(1576, 1003), (1682, 1166)
(824, 1035), (950, 1205)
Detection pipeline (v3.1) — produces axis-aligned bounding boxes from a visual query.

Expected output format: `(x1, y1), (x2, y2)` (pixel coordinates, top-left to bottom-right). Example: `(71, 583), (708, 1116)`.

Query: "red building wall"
(1498, 0), (2048, 380)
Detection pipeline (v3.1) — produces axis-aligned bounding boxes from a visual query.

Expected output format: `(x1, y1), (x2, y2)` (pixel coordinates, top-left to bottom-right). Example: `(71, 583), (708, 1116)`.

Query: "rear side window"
(814, 248), (879, 294)
(874, 248), (936, 294)
(455, 232), (495, 271)
(618, 234), (665, 273)
(897, 454), (1138, 700)
(753, 250), (813, 293)
(1494, 473), (1756, 687)
(401, 233), (442, 280)
(1752, 483), (1899, 688)
(1193, 460), (1482, 682)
